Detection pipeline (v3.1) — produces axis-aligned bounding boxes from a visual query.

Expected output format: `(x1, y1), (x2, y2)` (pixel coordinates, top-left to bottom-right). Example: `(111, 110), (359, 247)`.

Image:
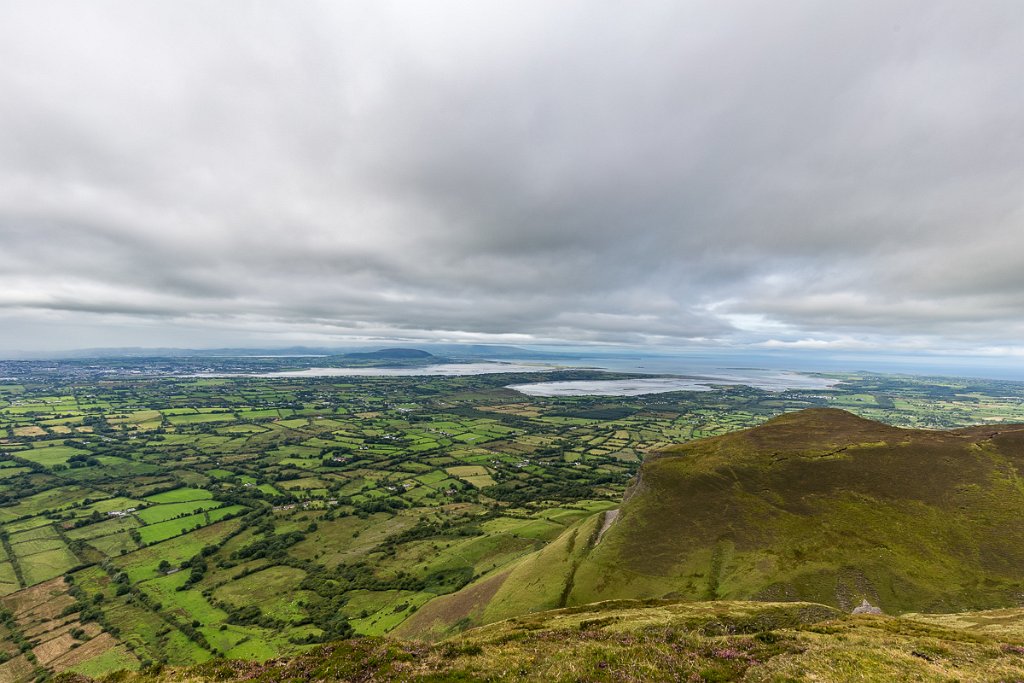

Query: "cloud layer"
(2, 1), (1024, 353)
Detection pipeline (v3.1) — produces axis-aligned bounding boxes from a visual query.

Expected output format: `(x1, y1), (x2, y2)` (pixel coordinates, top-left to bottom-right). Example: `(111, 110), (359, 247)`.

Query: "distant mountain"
(413, 344), (581, 360)
(1, 343), (576, 361)
(342, 348), (434, 360)
(1, 346), (341, 359)
(401, 408), (1024, 637)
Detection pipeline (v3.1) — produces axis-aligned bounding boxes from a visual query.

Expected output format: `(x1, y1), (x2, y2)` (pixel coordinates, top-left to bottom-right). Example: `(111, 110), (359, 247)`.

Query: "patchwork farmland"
(1, 358), (1024, 678)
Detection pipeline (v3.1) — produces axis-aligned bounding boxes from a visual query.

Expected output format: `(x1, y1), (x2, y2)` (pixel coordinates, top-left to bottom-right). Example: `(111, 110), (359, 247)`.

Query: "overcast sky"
(1, 1), (1023, 358)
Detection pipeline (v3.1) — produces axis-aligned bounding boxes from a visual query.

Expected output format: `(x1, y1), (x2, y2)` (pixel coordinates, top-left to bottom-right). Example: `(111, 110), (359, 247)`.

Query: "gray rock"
(852, 599), (883, 615)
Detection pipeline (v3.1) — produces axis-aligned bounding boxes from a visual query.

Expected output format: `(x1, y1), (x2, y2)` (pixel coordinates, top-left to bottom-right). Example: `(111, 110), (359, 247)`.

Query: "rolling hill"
(400, 408), (1024, 637)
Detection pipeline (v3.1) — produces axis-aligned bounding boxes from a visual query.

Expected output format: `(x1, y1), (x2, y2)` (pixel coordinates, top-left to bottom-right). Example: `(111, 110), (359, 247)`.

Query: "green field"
(137, 511), (217, 545)
(19, 546), (80, 584)
(0, 561), (20, 595)
(213, 566), (315, 623)
(18, 444), (90, 467)
(135, 500), (222, 524)
(144, 487), (215, 504)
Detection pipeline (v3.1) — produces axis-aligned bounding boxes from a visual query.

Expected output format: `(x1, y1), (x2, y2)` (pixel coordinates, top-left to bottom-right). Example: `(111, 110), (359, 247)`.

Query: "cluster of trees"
(487, 469), (621, 504)
(294, 594), (353, 642)
(231, 530), (307, 562)
(54, 453), (101, 470)
(375, 517), (483, 549)
(80, 415), (111, 432)
(0, 607), (35, 659)
(179, 555), (207, 587)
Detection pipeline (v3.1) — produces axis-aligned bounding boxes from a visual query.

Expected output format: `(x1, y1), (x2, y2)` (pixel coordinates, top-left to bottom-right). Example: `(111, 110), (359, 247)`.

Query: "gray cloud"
(1, 1), (1023, 354)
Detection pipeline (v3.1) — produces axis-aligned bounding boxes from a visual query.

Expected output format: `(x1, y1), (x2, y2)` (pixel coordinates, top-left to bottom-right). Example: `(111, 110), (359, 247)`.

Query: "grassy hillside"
(394, 512), (606, 639)
(406, 409), (1024, 635)
(63, 599), (1024, 682)
(577, 408), (1024, 611)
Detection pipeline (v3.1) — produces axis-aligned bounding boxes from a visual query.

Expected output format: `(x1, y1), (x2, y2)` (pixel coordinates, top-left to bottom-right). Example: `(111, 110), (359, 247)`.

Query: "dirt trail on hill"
(596, 509), (619, 545)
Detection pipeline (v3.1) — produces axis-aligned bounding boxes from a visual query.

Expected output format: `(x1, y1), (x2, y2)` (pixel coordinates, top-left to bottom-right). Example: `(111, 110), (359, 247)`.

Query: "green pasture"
(18, 444), (90, 467)
(213, 565), (314, 624)
(144, 488), (214, 504)
(136, 500), (222, 525)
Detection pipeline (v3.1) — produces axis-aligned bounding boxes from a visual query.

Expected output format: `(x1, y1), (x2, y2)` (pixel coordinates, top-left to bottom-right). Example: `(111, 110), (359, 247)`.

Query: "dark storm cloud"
(1, 0), (1023, 352)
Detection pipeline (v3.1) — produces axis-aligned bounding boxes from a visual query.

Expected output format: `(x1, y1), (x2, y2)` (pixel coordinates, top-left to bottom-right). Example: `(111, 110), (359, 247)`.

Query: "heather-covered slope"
(405, 409), (1024, 636)
(67, 600), (1024, 682)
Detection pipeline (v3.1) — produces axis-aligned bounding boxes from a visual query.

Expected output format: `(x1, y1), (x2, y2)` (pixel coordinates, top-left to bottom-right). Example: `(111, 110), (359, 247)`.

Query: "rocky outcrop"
(852, 599), (883, 615)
